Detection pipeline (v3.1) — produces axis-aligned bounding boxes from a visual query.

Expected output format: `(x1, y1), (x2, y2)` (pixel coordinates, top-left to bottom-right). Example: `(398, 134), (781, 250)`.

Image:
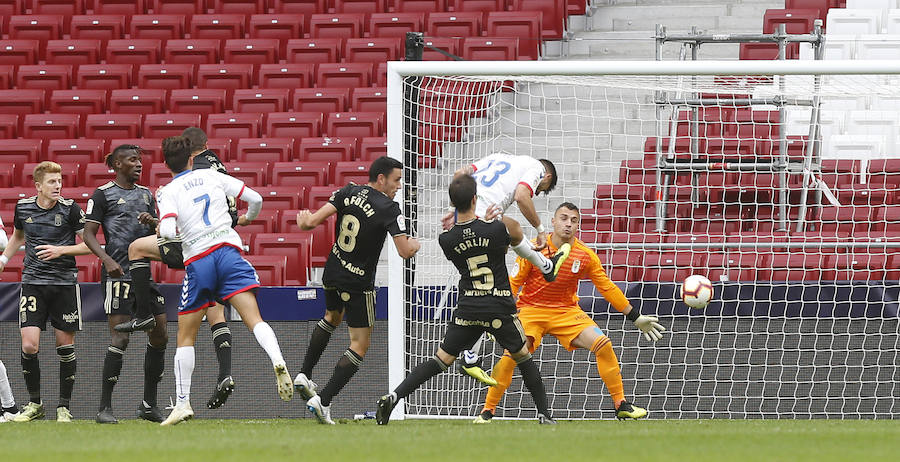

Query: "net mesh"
(399, 72), (900, 419)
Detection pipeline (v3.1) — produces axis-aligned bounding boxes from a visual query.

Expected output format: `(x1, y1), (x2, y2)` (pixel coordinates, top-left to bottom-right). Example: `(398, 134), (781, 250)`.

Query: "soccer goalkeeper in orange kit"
(474, 202), (665, 422)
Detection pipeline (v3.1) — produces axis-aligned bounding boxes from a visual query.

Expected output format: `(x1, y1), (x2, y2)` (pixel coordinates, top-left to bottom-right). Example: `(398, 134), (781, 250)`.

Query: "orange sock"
(482, 353), (516, 413)
(591, 335), (626, 408)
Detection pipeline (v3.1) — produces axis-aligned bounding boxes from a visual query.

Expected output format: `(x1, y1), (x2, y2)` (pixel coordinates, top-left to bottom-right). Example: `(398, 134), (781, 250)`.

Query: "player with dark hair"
(116, 128), (238, 410)
(82, 144), (169, 423)
(293, 156), (421, 424)
(0, 221), (20, 422)
(474, 202), (664, 423)
(375, 174), (555, 425)
(156, 135), (293, 426)
(0, 161), (90, 422)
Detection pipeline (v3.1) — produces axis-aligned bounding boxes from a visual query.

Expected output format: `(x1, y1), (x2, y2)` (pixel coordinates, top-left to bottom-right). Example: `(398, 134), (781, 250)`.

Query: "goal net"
(386, 61), (900, 420)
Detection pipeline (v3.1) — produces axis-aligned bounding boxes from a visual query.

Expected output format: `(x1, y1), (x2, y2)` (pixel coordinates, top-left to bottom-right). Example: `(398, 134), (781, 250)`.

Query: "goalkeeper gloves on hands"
(625, 306), (666, 342)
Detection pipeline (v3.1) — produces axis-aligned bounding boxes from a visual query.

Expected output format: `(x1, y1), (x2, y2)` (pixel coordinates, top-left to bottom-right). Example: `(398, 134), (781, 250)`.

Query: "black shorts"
(440, 312), (527, 357)
(324, 288), (376, 328)
(102, 277), (166, 317)
(19, 284), (82, 332)
(157, 236), (185, 270)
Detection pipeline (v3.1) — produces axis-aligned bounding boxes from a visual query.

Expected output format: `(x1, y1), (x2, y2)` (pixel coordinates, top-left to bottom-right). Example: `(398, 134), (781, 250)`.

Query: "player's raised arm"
(296, 202), (338, 231)
(0, 228), (24, 272)
(216, 171), (262, 226)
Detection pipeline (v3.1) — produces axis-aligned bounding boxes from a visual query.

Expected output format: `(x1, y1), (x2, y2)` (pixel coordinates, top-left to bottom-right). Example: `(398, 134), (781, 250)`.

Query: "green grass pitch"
(3, 418), (897, 461)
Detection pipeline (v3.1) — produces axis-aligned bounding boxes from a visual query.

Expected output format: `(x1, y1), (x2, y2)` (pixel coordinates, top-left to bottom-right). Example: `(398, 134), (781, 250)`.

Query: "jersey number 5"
(466, 254), (494, 290)
(337, 215), (361, 252)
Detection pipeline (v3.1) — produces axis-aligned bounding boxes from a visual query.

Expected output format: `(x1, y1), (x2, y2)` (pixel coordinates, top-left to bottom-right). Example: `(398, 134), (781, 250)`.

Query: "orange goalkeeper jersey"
(510, 235), (630, 312)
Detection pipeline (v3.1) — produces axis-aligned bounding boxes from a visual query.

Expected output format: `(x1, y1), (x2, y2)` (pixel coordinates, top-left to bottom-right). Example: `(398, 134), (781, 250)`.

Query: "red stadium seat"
(211, 0), (266, 15)
(235, 138), (293, 163)
(271, 161), (329, 187)
(324, 112), (383, 138)
(316, 63), (372, 88)
(207, 113), (264, 139)
(137, 63), (194, 89)
(0, 40), (39, 65)
(641, 252), (705, 282)
(0, 139), (42, 165)
(0, 189), (31, 212)
(307, 215), (335, 266)
(225, 162), (268, 186)
(308, 13), (364, 38)
(147, 162), (176, 187)
(786, 0), (830, 18)
(70, 15), (125, 40)
(106, 39), (161, 65)
(85, 114), (143, 139)
(189, 14), (245, 40)
(94, 0), (146, 15)
(233, 88), (290, 113)
(509, 0), (565, 40)
(109, 88), (167, 114)
(265, 112), (323, 139)
(426, 12), (481, 37)
(223, 39), (279, 64)
(169, 89), (227, 119)
(833, 253), (886, 282)
(271, 0), (324, 18)
(0, 254), (27, 282)
(420, 37), (463, 61)
(259, 63), (315, 89)
(151, 0), (205, 15)
(368, 12), (423, 38)
(448, 0), (503, 13)
(349, 87), (386, 112)
(47, 139), (106, 165)
(49, 89), (107, 115)
(155, 264), (185, 284)
(286, 38), (343, 64)
(75, 64), (132, 90)
(237, 209), (279, 235)
(373, 61), (388, 86)
(45, 40), (102, 65)
(333, 161), (370, 185)
(144, 113), (201, 138)
(164, 39), (219, 64)
(292, 88), (348, 113)
(255, 185), (306, 210)
(130, 14), (185, 40)
(394, 0), (445, 12)
(8, 15), (63, 45)
(343, 38), (401, 63)
(196, 63), (253, 91)
(16, 64), (72, 91)
(305, 185), (338, 210)
(0, 65), (13, 89)
(297, 137), (355, 162)
(110, 138), (163, 163)
(244, 255), (288, 286)
(763, 9), (820, 34)
(251, 234), (310, 285)
(818, 206), (873, 235)
(19, 162), (78, 187)
(462, 37), (518, 60)
(0, 114), (18, 139)
(768, 253), (831, 281)
(486, 11), (542, 59)
(205, 138), (232, 161)
(356, 137), (385, 161)
(22, 113), (80, 140)
(32, 0), (84, 16)
(248, 14), (304, 41)
(334, 0), (386, 13)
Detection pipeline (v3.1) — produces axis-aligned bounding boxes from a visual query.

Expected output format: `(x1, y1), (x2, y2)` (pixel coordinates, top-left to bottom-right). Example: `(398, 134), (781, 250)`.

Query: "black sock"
(57, 344), (76, 409)
(129, 259), (151, 319)
(2, 405), (17, 414)
(516, 357), (551, 418)
(210, 322), (232, 382)
(318, 349), (362, 407)
(143, 343), (166, 408)
(100, 346), (124, 409)
(21, 352), (40, 404)
(395, 357), (448, 400)
(301, 319), (336, 378)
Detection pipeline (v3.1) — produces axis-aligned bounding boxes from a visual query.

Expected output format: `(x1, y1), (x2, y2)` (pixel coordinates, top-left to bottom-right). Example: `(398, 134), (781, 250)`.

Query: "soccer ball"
(680, 275), (713, 309)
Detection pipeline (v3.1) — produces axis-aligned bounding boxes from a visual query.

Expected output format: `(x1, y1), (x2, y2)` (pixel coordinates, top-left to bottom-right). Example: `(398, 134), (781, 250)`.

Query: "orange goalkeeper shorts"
(517, 305), (601, 352)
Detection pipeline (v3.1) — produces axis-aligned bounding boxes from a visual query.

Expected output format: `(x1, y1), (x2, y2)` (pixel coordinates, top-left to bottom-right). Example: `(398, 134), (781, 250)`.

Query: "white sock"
(0, 360), (15, 409)
(253, 322), (285, 366)
(512, 240), (552, 273)
(174, 346), (195, 406)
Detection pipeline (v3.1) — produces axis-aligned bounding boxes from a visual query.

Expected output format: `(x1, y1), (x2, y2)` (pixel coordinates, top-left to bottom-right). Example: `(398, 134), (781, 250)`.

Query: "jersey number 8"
(337, 215), (361, 252)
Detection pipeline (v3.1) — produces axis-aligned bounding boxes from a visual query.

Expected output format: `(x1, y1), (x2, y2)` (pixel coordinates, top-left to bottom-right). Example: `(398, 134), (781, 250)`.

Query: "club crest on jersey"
(143, 194), (150, 205)
(397, 214), (406, 232)
(54, 214), (63, 226)
(571, 259), (581, 273)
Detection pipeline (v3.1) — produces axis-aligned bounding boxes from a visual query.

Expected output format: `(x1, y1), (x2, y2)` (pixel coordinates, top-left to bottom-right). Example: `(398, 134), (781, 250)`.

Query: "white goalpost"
(387, 60), (900, 421)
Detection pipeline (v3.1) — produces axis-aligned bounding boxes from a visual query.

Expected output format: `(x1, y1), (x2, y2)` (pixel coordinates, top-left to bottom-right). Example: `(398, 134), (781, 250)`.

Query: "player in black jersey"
(116, 128), (239, 410)
(293, 156), (421, 424)
(375, 174), (555, 425)
(0, 162), (91, 422)
(81, 145), (169, 424)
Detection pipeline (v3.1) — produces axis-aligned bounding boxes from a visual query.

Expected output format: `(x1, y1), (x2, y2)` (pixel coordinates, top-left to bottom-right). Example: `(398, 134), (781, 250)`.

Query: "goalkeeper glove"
(626, 307), (666, 342)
